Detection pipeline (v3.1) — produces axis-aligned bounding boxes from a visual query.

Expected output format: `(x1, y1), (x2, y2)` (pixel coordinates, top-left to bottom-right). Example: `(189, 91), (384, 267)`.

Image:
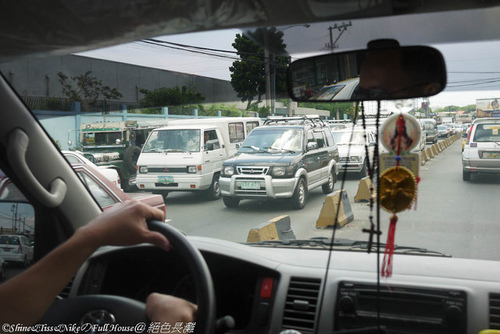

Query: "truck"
(135, 117), (261, 200)
(75, 120), (169, 191)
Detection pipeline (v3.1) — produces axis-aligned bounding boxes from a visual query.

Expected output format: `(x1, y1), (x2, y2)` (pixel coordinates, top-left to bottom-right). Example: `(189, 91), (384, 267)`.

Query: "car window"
(473, 124), (500, 142)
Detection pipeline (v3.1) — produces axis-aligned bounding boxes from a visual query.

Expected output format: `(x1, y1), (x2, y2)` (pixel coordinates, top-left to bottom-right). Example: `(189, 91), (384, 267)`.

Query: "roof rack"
(264, 115), (327, 128)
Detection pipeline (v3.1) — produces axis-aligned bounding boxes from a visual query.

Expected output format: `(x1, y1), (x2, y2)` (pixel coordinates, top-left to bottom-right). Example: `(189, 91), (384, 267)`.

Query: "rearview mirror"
(287, 45), (446, 102)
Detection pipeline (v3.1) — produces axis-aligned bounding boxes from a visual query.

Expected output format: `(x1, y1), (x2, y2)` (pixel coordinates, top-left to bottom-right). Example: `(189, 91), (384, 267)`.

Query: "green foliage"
(230, 28), (290, 109)
(139, 83), (205, 113)
(57, 71), (123, 109)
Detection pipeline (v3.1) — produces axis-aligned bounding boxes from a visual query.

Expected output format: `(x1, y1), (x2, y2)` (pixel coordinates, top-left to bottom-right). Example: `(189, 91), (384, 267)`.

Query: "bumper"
(338, 162), (363, 173)
(1, 252), (23, 263)
(462, 159), (500, 175)
(220, 174), (297, 199)
(136, 173), (213, 192)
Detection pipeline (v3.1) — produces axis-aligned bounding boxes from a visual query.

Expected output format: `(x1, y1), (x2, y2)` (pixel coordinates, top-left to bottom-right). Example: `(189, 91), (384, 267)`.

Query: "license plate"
(483, 152), (500, 159)
(241, 181), (260, 190)
(158, 176), (174, 184)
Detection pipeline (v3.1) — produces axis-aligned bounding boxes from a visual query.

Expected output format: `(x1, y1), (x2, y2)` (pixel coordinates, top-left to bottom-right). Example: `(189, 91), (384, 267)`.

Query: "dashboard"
(71, 237), (500, 334)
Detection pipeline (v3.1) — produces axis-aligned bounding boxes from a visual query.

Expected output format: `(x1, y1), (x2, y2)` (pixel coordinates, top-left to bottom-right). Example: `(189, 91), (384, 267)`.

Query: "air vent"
(282, 277), (322, 333)
(490, 293), (500, 329)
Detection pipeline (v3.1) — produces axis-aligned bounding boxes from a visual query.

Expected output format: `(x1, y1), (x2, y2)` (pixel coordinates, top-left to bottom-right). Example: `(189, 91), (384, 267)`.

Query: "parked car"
(220, 116), (339, 209)
(419, 118), (438, 144)
(462, 117), (500, 181)
(332, 128), (376, 176)
(62, 150), (122, 189)
(0, 234), (33, 267)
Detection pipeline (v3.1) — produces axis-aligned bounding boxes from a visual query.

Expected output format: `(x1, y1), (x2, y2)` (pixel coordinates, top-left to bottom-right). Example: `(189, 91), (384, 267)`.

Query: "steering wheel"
(39, 220), (216, 334)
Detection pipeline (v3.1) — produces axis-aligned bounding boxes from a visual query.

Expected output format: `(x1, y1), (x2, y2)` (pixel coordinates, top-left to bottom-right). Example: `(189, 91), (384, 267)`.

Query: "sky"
(78, 12), (500, 111)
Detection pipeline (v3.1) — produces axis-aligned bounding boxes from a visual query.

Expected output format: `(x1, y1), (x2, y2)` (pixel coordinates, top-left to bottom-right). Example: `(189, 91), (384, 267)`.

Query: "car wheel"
(463, 170), (471, 181)
(322, 169), (335, 194)
(22, 255), (29, 268)
(39, 221), (216, 334)
(223, 196), (240, 208)
(205, 174), (221, 200)
(0, 264), (5, 281)
(123, 146), (141, 173)
(291, 178), (307, 210)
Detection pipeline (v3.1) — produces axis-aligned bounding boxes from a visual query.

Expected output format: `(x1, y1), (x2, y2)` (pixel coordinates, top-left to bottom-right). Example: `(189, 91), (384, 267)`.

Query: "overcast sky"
(79, 13), (500, 110)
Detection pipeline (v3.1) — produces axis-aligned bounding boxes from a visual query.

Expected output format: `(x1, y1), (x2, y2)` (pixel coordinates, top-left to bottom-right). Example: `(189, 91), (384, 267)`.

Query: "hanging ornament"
(378, 113), (419, 278)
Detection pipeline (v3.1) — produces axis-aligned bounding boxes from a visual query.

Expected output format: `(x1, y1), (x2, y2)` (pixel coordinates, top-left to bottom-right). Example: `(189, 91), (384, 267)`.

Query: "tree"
(139, 83), (205, 115)
(57, 71), (123, 111)
(230, 28), (290, 109)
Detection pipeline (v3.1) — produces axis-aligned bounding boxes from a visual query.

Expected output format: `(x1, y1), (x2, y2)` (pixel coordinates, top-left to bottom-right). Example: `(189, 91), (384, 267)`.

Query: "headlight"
(139, 166), (148, 173)
(223, 166), (235, 176)
(350, 156), (361, 162)
(272, 166), (294, 177)
(187, 166), (197, 173)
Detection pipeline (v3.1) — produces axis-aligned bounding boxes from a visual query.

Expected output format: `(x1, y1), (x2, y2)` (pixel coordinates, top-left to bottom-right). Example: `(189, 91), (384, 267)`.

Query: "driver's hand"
(146, 293), (198, 326)
(77, 200), (170, 251)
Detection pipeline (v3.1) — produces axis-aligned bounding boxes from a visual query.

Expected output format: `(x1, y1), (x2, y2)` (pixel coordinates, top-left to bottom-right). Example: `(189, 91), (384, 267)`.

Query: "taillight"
(17, 245), (22, 254)
(466, 125), (474, 144)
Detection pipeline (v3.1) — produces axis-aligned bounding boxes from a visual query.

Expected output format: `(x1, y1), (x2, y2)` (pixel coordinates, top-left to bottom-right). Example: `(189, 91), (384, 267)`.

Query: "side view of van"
(135, 117), (261, 200)
(419, 118), (438, 144)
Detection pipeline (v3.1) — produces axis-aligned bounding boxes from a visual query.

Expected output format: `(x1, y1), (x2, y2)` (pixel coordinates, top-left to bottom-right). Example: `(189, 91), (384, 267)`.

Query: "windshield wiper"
(241, 145), (268, 153)
(144, 148), (164, 153)
(270, 146), (299, 153)
(248, 238), (450, 256)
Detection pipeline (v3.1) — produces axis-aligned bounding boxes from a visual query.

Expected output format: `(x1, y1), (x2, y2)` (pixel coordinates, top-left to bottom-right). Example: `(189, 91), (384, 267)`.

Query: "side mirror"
(288, 44), (446, 102)
(235, 143), (241, 149)
(68, 140), (73, 147)
(307, 142), (318, 151)
(462, 132), (468, 138)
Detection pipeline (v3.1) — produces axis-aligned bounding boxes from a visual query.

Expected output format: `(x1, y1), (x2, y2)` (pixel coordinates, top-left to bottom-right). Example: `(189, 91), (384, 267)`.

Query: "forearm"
(0, 228), (98, 327)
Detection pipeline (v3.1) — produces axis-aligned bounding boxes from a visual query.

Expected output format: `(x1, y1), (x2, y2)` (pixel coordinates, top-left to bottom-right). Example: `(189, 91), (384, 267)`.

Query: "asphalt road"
(162, 139), (500, 261)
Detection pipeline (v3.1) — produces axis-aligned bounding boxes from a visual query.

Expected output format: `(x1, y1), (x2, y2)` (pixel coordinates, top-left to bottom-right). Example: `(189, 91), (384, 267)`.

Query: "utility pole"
(324, 22), (352, 52)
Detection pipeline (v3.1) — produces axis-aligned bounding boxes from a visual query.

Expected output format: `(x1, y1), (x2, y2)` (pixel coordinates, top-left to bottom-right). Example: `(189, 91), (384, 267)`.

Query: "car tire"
(0, 264), (5, 281)
(291, 178), (307, 210)
(322, 169), (335, 194)
(223, 196), (240, 208)
(123, 146), (141, 173)
(205, 174), (221, 200)
(463, 170), (471, 181)
(22, 255), (28, 268)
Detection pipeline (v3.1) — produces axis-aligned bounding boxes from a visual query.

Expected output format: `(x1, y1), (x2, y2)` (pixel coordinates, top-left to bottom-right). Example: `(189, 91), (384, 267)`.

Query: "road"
(4, 138), (499, 282)
(161, 139), (500, 261)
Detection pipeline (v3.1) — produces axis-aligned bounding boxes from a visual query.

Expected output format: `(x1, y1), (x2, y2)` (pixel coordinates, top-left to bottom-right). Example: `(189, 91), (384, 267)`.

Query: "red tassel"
(381, 215), (398, 278)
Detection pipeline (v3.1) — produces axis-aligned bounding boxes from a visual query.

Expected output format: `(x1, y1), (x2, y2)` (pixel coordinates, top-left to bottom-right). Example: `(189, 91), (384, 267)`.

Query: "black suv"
(219, 116), (339, 209)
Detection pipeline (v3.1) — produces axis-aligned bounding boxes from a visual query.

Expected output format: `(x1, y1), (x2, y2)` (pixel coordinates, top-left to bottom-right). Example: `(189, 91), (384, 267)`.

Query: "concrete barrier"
(247, 215), (296, 242)
(432, 144), (439, 155)
(422, 148), (429, 161)
(316, 190), (354, 228)
(426, 147), (434, 159)
(354, 177), (376, 203)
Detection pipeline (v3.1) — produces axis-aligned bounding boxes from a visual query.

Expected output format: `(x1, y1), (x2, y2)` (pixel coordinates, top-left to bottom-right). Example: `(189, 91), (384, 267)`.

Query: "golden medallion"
(379, 166), (417, 213)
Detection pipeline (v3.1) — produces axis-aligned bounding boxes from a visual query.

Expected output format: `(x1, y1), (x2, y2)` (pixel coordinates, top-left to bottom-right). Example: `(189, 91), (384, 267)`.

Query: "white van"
(135, 117), (261, 199)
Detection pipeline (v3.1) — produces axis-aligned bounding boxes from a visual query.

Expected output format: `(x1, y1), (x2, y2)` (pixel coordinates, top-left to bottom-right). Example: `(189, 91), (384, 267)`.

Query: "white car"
(62, 150), (122, 189)
(332, 128), (376, 176)
(0, 234), (33, 267)
(311, 77), (360, 101)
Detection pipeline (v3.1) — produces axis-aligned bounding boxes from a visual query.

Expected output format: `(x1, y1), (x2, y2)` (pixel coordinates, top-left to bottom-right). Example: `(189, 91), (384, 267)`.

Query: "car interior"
(1, 1), (500, 334)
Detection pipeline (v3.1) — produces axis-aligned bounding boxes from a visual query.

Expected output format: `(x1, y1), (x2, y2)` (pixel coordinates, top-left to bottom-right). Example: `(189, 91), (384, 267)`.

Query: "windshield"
(332, 131), (366, 145)
(82, 131), (123, 146)
(143, 129), (201, 153)
(239, 129), (303, 153)
(3, 7), (500, 267)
